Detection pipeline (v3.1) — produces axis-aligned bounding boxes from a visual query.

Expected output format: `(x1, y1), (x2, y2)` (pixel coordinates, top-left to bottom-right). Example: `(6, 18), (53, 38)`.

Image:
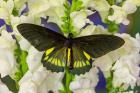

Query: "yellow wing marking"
(83, 51), (91, 60)
(67, 48), (71, 65)
(44, 47), (65, 67)
(74, 61), (87, 68)
(45, 47), (55, 56)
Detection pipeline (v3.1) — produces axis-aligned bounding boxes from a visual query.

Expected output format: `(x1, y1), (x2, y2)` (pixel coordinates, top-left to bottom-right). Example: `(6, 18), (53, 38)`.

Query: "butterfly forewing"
(73, 34), (125, 58)
(17, 23), (66, 51)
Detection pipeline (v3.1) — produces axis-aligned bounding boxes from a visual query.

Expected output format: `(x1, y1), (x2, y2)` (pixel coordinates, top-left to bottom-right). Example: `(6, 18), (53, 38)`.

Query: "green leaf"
(20, 51), (28, 74)
(3, 0), (8, 2)
(14, 39), (29, 82)
(105, 9), (119, 33)
(14, 71), (23, 82)
(106, 0), (115, 5)
(106, 69), (120, 93)
(108, 22), (119, 33)
(12, 7), (19, 16)
(1, 75), (18, 93)
(5, 37), (29, 93)
(71, 0), (84, 12)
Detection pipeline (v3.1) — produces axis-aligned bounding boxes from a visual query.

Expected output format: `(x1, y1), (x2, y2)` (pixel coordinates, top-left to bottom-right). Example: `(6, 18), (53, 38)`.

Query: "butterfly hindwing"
(17, 23), (66, 51)
(69, 45), (93, 75)
(41, 45), (93, 75)
(41, 47), (67, 72)
(73, 34), (125, 58)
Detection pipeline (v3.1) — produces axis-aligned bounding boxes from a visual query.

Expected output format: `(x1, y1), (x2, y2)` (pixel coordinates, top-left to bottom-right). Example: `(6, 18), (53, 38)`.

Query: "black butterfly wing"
(17, 23), (68, 72)
(68, 34), (124, 75)
(17, 23), (66, 51)
(73, 34), (125, 58)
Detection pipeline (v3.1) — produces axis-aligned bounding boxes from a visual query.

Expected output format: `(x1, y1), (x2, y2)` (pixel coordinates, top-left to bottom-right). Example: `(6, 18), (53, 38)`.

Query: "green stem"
(61, 1), (72, 34)
(60, 67), (74, 93)
(65, 68), (73, 93)
(60, 1), (76, 92)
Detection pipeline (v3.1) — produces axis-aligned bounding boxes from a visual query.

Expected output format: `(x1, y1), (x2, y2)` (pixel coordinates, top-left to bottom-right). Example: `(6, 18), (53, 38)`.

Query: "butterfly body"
(17, 23), (125, 75)
(64, 33), (73, 48)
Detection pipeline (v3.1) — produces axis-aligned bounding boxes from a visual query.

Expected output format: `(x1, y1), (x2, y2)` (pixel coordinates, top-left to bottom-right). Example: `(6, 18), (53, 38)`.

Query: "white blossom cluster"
(0, 0), (140, 93)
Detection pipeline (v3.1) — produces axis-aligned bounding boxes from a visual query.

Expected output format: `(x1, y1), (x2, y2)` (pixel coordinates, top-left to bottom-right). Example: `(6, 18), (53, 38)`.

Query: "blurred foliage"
(127, 7), (140, 36)
(14, 39), (29, 82)
(1, 75), (18, 93)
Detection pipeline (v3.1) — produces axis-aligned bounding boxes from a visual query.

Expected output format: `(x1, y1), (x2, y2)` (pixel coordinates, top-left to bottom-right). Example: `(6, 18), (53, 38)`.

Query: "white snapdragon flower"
(70, 10), (93, 32)
(19, 66), (64, 93)
(78, 20), (109, 37)
(94, 52), (119, 78)
(18, 38), (31, 51)
(115, 33), (140, 55)
(0, 29), (16, 50)
(45, 6), (65, 27)
(28, 0), (50, 16)
(48, 0), (65, 7)
(19, 66), (47, 93)
(45, 0), (65, 26)
(88, 0), (110, 12)
(133, 33), (140, 86)
(80, 0), (110, 21)
(70, 68), (98, 93)
(0, 80), (13, 93)
(27, 0), (65, 26)
(112, 34), (140, 89)
(91, 0), (110, 22)
(122, 1), (137, 14)
(118, 91), (134, 93)
(14, 0), (28, 11)
(19, 80), (38, 93)
(26, 47), (43, 72)
(108, 5), (129, 25)
(112, 54), (139, 89)
(126, 0), (140, 7)
(79, 24), (96, 36)
(108, 0), (140, 25)
(0, 30), (17, 77)
(81, 0), (110, 11)
(28, 0), (65, 16)
(38, 72), (64, 93)
(0, 0), (14, 23)
(136, 33), (140, 45)
(93, 25), (109, 34)
(72, 89), (95, 93)
(79, 23), (110, 37)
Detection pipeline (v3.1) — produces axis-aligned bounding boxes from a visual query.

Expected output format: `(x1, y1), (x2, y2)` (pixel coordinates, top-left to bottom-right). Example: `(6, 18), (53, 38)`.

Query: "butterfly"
(17, 23), (125, 75)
